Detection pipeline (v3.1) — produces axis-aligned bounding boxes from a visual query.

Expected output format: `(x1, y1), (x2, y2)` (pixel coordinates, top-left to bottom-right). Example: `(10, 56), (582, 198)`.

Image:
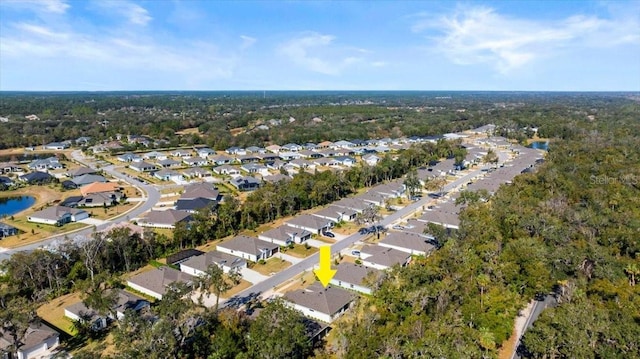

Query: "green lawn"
(284, 244), (318, 258)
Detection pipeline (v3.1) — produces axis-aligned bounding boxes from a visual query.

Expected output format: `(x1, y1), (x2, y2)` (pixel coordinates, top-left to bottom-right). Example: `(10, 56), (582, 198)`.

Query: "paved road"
(0, 151), (161, 262)
(221, 166), (487, 308)
(511, 295), (558, 359)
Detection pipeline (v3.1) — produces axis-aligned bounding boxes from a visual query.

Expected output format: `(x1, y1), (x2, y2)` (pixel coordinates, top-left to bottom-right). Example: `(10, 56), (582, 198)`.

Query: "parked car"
(323, 231), (335, 238)
(358, 228), (370, 235)
(392, 225), (404, 230)
(351, 250), (361, 256)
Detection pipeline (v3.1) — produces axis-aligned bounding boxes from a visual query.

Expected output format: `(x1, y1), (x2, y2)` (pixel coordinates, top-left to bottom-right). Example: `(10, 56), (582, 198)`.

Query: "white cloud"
(240, 35), (257, 50)
(279, 32), (370, 75)
(96, 0), (152, 26)
(414, 5), (640, 74)
(1, 0), (70, 14)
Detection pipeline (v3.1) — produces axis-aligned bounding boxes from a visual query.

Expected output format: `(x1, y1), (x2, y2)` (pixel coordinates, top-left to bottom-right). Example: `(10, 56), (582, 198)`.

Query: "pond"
(0, 196), (36, 217)
(529, 141), (549, 151)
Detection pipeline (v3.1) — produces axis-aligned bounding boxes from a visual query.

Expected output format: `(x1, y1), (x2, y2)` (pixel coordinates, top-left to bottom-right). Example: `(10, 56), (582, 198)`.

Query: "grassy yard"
(251, 257), (291, 276)
(332, 221), (359, 235)
(314, 236), (337, 244)
(0, 219), (87, 248)
(275, 270), (316, 294)
(222, 279), (252, 298)
(283, 244), (318, 258)
(85, 202), (137, 220)
(37, 292), (83, 336)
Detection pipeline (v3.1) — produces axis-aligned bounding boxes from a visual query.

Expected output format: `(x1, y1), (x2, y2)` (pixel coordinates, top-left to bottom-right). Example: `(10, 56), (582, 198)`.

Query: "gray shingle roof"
(127, 266), (195, 297)
(333, 262), (380, 286)
(217, 235), (279, 256)
(284, 283), (354, 315)
(142, 209), (192, 226)
(181, 251), (247, 272)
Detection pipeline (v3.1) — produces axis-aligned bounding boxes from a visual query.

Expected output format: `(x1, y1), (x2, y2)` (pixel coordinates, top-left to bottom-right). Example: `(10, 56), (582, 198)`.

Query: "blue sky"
(1, 0), (639, 91)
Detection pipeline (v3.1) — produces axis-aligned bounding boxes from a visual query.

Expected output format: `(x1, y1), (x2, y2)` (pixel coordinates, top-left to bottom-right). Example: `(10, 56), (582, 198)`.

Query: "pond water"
(529, 141), (549, 151)
(0, 196), (36, 217)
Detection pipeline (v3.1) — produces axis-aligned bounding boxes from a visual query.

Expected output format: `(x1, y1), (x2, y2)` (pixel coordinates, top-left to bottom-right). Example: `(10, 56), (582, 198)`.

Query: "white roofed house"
(362, 154), (381, 166)
(142, 151), (167, 161)
(156, 159), (182, 168)
(258, 224), (312, 246)
(117, 152), (142, 163)
(28, 206), (88, 226)
(28, 157), (63, 171)
(154, 169), (182, 182)
(171, 149), (192, 158)
(286, 214), (333, 235)
(281, 143), (302, 152)
(312, 205), (357, 223)
(241, 163), (269, 175)
(182, 167), (211, 179)
(183, 156), (208, 167)
(196, 147), (217, 159)
(213, 165), (240, 176)
(180, 251), (247, 276)
(216, 235), (279, 262)
(283, 283), (355, 323)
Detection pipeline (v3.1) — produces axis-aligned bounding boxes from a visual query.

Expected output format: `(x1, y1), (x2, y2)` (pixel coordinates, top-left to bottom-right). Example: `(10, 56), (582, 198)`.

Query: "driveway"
(277, 252), (303, 264)
(305, 239), (327, 248)
(79, 218), (108, 226)
(240, 267), (269, 284)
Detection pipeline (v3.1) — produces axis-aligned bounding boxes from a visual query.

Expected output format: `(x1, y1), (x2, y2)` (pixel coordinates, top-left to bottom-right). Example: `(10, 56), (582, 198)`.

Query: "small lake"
(0, 196), (36, 217)
(529, 141), (549, 151)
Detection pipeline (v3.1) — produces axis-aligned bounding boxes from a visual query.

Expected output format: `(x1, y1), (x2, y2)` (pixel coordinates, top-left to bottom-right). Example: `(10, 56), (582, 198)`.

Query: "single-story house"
(245, 146), (266, 154)
(225, 147), (246, 155)
(278, 152), (301, 161)
(241, 163), (269, 175)
(127, 266), (195, 300)
(265, 160), (287, 170)
(236, 154), (261, 164)
(359, 245), (411, 271)
(378, 231), (436, 256)
(64, 289), (150, 331)
(138, 209), (192, 229)
(100, 222), (145, 239)
(180, 183), (222, 202)
(75, 136), (92, 145)
(258, 224), (312, 246)
(182, 167), (211, 178)
(281, 143), (302, 152)
(283, 283), (355, 323)
(183, 156), (208, 167)
(67, 167), (97, 177)
(43, 142), (69, 150)
(213, 165), (240, 176)
(81, 182), (120, 196)
(0, 222), (18, 237)
(28, 157), (63, 171)
(156, 159), (182, 168)
(0, 322), (59, 359)
(216, 235), (279, 262)
(286, 214), (333, 235)
(372, 182), (406, 199)
(77, 192), (121, 208)
(154, 169), (182, 182)
(229, 176), (261, 191)
(196, 148), (216, 158)
(71, 174), (107, 187)
(129, 161), (156, 172)
(180, 251), (247, 275)
(210, 155), (234, 166)
(171, 149), (192, 158)
(332, 197), (372, 213)
(175, 198), (217, 213)
(19, 171), (55, 184)
(355, 192), (386, 207)
(316, 141), (333, 149)
(28, 206), (88, 226)
(117, 153), (142, 163)
(330, 262), (380, 295)
(0, 163), (22, 174)
(312, 206), (357, 223)
(265, 144), (281, 153)
(333, 140), (355, 149)
(258, 153), (280, 162)
(333, 156), (357, 167)
(142, 151), (168, 161)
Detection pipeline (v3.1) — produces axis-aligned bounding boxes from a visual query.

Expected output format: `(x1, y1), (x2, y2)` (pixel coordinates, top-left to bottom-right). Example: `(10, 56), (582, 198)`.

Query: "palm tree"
(196, 264), (242, 311)
(625, 263), (639, 286)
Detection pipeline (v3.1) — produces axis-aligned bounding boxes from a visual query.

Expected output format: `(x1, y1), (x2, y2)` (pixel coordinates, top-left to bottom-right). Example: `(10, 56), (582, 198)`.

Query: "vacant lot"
(251, 257), (291, 276)
(37, 292), (83, 336)
(284, 244), (318, 258)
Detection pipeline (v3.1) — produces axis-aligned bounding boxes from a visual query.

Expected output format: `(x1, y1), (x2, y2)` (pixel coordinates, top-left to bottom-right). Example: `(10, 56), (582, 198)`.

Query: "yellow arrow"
(314, 246), (336, 288)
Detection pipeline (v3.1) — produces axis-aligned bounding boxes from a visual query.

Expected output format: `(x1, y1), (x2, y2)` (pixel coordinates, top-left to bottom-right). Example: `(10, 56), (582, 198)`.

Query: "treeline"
(3, 92), (633, 150)
(324, 110), (640, 357)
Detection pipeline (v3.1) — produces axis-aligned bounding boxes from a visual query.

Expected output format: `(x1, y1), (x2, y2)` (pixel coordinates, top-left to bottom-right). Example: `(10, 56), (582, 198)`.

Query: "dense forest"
(1, 92), (639, 358)
(1, 91), (634, 149)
